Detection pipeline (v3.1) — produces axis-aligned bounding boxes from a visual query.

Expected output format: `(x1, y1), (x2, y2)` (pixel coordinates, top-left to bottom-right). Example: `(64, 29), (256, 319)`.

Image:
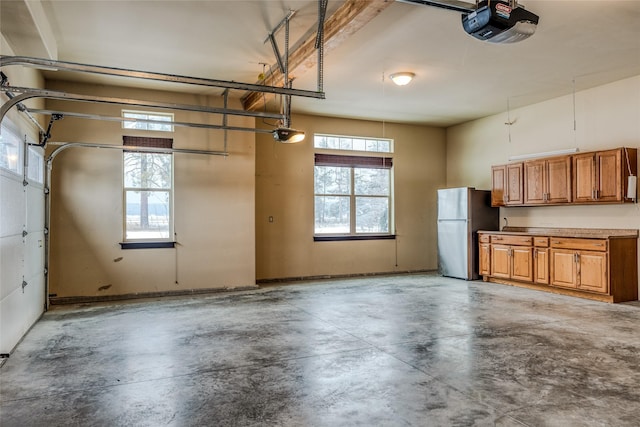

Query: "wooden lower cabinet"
(478, 230), (638, 303)
(479, 243), (491, 276)
(550, 239), (608, 294)
(533, 248), (549, 285)
(489, 244), (533, 281)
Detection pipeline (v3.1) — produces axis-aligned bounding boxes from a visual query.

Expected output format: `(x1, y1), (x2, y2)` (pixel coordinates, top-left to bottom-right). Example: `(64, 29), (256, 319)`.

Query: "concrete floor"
(1, 273), (640, 426)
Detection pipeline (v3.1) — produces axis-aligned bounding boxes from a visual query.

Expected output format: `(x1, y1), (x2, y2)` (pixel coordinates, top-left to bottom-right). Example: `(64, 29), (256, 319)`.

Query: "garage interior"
(1, 0), (640, 425)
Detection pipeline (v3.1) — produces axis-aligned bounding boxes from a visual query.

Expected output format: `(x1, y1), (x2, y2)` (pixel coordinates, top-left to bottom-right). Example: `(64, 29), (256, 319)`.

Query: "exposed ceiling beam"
(242, 0), (395, 112)
(0, 0), (58, 59)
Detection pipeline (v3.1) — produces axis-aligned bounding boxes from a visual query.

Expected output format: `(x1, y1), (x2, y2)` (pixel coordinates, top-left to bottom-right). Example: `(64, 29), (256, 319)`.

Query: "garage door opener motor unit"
(462, 0), (539, 43)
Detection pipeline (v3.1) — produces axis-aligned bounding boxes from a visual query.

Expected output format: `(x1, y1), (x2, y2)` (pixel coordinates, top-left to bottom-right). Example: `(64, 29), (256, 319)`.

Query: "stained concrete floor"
(1, 273), (640, 426)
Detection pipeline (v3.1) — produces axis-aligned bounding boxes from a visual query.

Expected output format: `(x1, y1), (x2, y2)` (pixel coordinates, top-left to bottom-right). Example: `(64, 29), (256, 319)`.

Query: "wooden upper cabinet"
(491, 165), (506, 207)
(491, 163), (523, 207)
(572, 148), (637, 203)
(523, 156), (571, 205)
(598, 149), (624, 202)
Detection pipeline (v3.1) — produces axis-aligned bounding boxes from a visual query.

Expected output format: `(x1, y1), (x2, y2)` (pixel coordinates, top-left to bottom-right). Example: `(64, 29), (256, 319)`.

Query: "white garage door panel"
(26, 184), (45, 232)
(0, 275), (45, 355)
(0, 234), (24, 300)
(0, 173), (26, 238)
(24, 231), (44, 281)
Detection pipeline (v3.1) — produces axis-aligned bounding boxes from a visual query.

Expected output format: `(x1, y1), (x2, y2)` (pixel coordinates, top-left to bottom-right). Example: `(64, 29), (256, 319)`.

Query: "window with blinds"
(314, 135), (394, 239)
(122, 136), (173, 243)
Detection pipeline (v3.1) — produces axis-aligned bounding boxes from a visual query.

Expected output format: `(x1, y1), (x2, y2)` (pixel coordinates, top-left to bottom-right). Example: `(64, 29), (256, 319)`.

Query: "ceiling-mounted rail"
(46, 141), (228, 163)
(27, 108), (273, 138)
(0, 55), (325, 100)
(0, 85), (286, 124)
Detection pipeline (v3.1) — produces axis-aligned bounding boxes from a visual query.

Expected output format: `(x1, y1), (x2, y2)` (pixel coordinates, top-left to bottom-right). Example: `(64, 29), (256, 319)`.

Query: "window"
(122, 110), (174, 132)
(27, 146), (44, 184)
(123, 136), (173, 242)
(0, 122), (23, 175)
(314, 134), (393, 239)
(314, 134), (392, 153)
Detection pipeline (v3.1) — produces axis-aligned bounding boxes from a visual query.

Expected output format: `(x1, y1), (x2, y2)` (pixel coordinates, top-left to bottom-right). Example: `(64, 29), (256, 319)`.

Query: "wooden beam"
(242, 0), (394, 112)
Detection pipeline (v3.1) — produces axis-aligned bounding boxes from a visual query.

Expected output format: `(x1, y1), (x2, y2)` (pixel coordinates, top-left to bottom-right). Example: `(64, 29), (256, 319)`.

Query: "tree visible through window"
(123, 136), (173, 241)
(314, 134), (393, 237)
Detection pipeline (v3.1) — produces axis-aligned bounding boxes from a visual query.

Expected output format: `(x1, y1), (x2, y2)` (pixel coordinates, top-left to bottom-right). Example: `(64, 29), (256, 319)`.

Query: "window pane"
(125, 190), (171, 239)
(352, 138), (366, 151)
(365, 140), (379, 152)
(356, 197), (389, 233)
(354, 168), (390, 196)
(0, 125), (22, 174)
(314, 166), (350, 195)
(326, 137), (339, 149)
(315, 196), (350, 234)
(27, 147), (44, 183)
(123, 111), (173, 132)
(314, 135), (328, 149)
(147, 115), (172, 132)
(339, 138), (353, 150)
(124, 152), (171, 189)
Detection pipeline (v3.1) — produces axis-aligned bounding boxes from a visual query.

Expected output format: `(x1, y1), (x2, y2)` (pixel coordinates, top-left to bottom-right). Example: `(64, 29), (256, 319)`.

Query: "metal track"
(1, 86), (286, 124)
(28, 109), (274, 135)
(0, 55), (325, 100)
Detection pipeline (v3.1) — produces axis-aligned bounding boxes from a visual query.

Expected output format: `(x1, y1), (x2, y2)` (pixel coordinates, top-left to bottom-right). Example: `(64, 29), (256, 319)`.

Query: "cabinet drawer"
(550, 238), (608, 252)
(479, 234), (491, 243)
(490, 235), (532, 246)
(534, 237), (549, 247)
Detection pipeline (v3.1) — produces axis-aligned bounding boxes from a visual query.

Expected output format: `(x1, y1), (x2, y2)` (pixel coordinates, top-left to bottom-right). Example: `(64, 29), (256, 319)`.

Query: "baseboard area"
(49, 285), (260, 305)
(256, 269), (435, 285)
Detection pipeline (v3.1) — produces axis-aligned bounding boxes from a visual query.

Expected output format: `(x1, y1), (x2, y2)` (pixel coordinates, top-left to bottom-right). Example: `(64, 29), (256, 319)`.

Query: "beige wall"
(446, 74), (640, 292)
(255, 114), (446, 281)
(46, 81), (255, 297)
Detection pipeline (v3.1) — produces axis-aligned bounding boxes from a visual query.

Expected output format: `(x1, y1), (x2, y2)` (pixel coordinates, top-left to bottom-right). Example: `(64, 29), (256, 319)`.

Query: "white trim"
(508, 148), (579, 162)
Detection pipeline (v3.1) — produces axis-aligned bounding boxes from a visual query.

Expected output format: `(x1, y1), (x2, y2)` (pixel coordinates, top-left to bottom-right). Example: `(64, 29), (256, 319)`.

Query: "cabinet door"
(596, 149), (622, 202)
(505, 163), (524, 205)
(577, 251), (608, 294)
(479, 243), (491, 276)
(573, 153), (596, 202)
(550, 249), (578, 289)
(546, 156), (572, 203)
(511, 246), (533, 282)
(490, 245), (511, 278)
(524, 160), (546, 205)
(491, 165), (506, 207)
(533, 248), (549, 285)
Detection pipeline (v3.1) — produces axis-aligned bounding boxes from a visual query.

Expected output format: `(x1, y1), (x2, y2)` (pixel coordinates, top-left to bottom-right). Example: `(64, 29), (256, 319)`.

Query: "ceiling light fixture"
(389, 72), (415, 86)
(273, 127), (305, 143)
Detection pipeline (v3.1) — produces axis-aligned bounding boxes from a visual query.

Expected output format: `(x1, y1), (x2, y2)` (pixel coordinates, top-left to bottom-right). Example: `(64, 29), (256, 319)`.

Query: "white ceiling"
(2, 0), (640, 127)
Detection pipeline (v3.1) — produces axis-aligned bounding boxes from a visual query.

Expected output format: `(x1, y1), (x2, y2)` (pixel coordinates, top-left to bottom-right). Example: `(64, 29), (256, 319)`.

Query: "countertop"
(477, 227), (639, 239)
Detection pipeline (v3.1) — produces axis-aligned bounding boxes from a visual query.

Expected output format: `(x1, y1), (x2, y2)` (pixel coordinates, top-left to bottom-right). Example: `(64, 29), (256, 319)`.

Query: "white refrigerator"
(437, 187), (499, 280)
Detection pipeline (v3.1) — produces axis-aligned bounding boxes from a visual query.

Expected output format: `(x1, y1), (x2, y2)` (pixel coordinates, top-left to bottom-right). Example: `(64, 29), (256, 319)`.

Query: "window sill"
(314, 235), (396, 242)
(120, 241), (176, 250)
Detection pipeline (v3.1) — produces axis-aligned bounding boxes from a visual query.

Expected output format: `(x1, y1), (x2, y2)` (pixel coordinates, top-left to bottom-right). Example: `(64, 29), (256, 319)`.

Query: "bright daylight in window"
(122, 110), (174, 132)
(314, 134), (393, 236)
(124, 152), (172, 240)
(0, 123), (23, 175)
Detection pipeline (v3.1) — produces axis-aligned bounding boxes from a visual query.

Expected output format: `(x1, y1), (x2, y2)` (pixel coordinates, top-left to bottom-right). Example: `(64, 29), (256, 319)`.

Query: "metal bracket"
(38, 113), (64, 147)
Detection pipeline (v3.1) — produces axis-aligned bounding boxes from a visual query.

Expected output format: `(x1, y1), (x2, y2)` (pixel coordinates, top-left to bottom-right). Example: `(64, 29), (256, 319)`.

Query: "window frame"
(121, 136), (175, 248)
(0, 120), (24, 177)
(314, 135), (395, 241)
(122, 110), (174, 133)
